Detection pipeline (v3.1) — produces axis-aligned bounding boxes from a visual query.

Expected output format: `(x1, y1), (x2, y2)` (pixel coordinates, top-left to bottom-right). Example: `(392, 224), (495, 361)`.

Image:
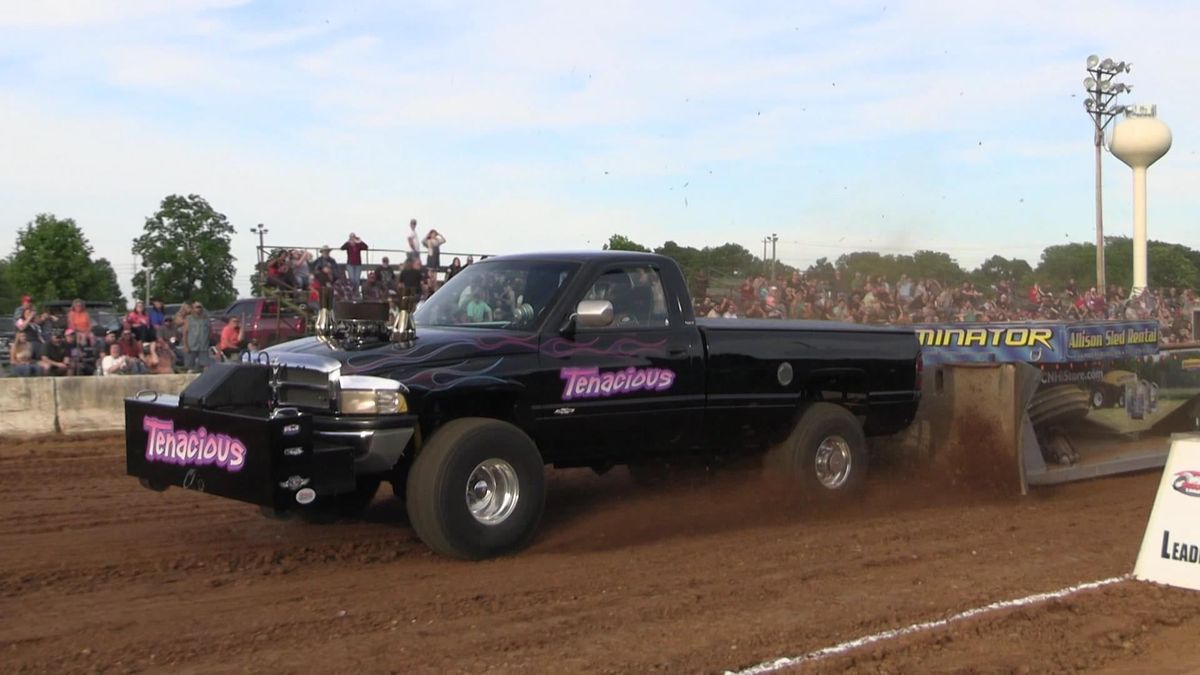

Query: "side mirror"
(575, 300), (613, 329)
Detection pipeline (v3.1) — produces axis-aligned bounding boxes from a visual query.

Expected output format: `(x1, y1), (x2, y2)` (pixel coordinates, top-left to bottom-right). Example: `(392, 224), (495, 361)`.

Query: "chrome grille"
(276, 366), (333, 411)
(278, 381), (332, 410)
(265, 351), (341, 412)
(283, 366), (330, 387)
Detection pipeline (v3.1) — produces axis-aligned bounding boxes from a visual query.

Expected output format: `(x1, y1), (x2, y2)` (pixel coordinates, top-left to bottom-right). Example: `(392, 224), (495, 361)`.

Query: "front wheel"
(765, 402), (868, 501)
(406, 418), (546, 560)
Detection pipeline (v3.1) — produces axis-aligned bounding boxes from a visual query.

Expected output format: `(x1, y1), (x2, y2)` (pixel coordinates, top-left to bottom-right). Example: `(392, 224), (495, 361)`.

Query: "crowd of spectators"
(694, 271), (1197, 345)
(4, 219), (461, 378)
(7, 296), (218, 377)
(9, 233), (1196, 379)
(263, 222), (466, 311)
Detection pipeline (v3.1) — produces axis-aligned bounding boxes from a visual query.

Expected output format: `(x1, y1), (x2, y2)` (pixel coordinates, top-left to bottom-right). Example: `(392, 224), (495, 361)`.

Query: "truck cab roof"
(476, 251), (668, 264)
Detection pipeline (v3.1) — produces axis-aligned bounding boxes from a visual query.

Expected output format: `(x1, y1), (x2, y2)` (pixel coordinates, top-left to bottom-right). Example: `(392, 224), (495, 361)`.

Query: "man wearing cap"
(377, 256), (396, 290)
(67, 329), (97, 375)
(13, 294), (33, 322)
(40, 331), (71, 376)
(148, 298), (166, 331)
(314, 246), (338, 280)
(341, 233), (369, 296)
(182, 301), (211, 372)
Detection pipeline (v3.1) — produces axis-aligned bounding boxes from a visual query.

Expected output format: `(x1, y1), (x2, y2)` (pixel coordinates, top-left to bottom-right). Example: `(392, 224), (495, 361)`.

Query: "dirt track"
(3, 435), (1200, 674)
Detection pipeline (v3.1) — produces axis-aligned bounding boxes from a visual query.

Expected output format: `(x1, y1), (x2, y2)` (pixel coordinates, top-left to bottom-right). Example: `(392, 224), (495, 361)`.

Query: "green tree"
(132, 194), (238, 307)
(652, 240), (764, 284)
(1100, 237), (1200, 291)
(972, 255), (1033, 287)
(1035, 242), (1096, 290)
(835, 251), (890, 280)
(909, 250), (966, 283)
(655, 240), (699, 273)
(602, 234), (651, 252)
(0, 259), (14, 312)
(7, 213), (124, 304)
(91, 258), (127, 310)
(699, 243), (760, 277)
(805, 257), (836, 280)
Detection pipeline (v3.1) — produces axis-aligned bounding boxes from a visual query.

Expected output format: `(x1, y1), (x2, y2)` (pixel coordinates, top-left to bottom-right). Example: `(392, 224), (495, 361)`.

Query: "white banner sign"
(1134, 435), (1200, 590)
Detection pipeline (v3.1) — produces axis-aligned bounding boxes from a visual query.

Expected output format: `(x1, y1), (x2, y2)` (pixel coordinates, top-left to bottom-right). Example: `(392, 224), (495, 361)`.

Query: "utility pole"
(762, 237), (769, 277)
(1083, 55), (1131, 293)
(250, 224), (269, 294)
(770, 233), (779, 282)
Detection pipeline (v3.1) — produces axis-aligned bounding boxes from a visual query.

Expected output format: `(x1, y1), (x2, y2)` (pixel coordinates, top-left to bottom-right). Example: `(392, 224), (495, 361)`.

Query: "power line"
(773, 240), (1047, 253)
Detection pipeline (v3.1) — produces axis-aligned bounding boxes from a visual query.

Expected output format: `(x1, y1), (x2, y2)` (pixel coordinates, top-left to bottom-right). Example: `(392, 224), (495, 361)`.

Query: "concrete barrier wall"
(0, 374), (198, 436)
(0, 379), (59, 436)
(55, 374), (199, 434)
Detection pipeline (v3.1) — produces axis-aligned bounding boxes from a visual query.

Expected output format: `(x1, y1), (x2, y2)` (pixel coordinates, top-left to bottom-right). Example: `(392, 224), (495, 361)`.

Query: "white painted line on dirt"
(726, 575), (1129, 675)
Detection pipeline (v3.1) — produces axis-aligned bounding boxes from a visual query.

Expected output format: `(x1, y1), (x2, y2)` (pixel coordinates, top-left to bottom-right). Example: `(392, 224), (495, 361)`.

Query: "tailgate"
(125, 396), (355, 509)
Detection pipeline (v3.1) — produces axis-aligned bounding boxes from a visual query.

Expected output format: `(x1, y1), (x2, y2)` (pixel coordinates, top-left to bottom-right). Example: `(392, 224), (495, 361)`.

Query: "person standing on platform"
(341, 233), (369, 297)
(406, 219), (420, 263)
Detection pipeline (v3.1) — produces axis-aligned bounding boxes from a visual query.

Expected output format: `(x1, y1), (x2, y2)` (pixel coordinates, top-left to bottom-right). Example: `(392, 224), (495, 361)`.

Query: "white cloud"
(3, 0), (1200, 300)
(0, 0), (247, 27)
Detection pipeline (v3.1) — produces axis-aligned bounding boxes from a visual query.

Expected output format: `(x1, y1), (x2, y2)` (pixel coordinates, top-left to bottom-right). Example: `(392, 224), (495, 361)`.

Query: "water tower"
(1109, 104), (1172, 293)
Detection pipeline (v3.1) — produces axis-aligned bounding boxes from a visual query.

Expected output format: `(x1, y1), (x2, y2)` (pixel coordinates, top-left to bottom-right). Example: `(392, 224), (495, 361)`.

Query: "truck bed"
(696, 317), (914, 335)
(697, 318), (921, 439)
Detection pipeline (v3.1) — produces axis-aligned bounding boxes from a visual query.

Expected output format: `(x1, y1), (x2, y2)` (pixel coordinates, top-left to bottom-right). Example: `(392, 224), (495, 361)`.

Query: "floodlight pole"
(1093, 129), (1104, 292)
(1083, 55), (1130, 294)
(250, 224), (269, 295)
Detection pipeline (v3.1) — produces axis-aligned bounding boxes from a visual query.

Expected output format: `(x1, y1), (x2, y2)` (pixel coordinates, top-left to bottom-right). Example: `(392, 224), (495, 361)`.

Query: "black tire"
(764, 403), (868, 501)
(406, 418), (545, 560)
(259, 505), (293, 521)
(139, 477), (170, 492)
(297, 477), (381, 523)
(390, 463), (411, 502)
(1091, 389), (1105, 409)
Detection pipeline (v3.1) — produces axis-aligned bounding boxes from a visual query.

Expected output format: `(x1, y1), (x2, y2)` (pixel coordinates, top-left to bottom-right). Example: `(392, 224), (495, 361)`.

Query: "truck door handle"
(668, 348), (688, 356)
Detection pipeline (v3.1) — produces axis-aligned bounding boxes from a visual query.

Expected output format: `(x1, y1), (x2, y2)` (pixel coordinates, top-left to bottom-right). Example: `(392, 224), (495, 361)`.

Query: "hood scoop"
(316, 301), (410, 348)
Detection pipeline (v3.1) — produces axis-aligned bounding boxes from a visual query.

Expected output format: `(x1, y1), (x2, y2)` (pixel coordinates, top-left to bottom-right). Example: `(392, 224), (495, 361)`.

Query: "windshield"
(92, 310), (121, 328)
(414, 260), (578, 330)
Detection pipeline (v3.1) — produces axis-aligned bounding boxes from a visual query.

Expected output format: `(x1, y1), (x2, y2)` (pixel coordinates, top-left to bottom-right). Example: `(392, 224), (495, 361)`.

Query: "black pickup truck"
(126, 251), (921, 559)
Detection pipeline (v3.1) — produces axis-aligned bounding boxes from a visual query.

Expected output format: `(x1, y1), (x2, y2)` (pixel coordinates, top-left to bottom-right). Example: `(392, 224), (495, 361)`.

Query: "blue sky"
(2, 0), (1197, 297)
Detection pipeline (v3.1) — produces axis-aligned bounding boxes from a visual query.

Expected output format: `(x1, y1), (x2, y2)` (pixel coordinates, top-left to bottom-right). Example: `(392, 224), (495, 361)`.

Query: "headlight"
(337, 375), (409, 415)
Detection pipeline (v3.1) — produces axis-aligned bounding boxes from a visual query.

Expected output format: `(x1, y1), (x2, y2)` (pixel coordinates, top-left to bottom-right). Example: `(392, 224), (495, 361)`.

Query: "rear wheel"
(406, 418), (545, 560)
(765, 403), (868, 501)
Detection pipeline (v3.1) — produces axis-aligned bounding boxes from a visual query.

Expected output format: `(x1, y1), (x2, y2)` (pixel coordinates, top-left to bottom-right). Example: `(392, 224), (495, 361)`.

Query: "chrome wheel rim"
(814, 436), (853, 489)
(465, 459), (520, 526)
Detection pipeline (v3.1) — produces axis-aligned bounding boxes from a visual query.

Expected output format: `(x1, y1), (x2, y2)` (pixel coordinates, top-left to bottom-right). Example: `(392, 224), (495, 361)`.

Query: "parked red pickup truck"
(208, 298), (308, 348)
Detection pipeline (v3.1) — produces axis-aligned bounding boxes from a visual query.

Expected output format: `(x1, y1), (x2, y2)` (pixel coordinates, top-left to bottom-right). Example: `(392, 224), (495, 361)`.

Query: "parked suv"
(42, 300), (122, 339)
(0, 316), (14, 368)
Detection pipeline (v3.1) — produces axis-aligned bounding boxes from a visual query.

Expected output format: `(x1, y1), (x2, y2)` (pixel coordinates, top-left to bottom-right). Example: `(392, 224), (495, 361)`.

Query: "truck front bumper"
(125, 396), (414, 511)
